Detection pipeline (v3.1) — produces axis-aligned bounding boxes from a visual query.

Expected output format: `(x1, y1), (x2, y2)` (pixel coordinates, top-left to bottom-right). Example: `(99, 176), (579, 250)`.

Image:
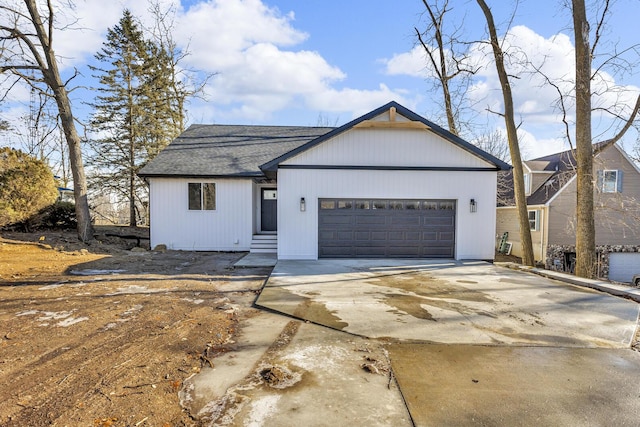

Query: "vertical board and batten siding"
(277, 126), (499, 259)
(280, 128), (491, 168)
(148, 178), (253, 251)
(278, 168), (497, 260)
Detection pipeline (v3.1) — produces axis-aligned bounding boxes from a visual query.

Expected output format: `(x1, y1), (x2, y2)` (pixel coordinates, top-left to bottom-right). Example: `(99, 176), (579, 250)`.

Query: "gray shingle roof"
(138, 124), (334, 178)
(498, 143), (612, 206)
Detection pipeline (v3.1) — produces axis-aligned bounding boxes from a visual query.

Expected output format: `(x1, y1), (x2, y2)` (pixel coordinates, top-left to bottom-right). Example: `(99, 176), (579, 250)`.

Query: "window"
(528, 210), (539, 231)
(320, 200), (336, 209)
(338, 200), (353, 209)
(355, 200), (370, 209)
(600, 170), (621, 193)
(372, 200), (387, 209)
(188, 183), (216, 210)
(523, 173), (531, 195)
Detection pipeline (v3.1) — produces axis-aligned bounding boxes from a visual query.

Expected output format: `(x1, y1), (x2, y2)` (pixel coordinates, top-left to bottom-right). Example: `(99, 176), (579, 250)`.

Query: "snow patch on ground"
(70, 269), (127, 276)
(57, 317), (89, 327)
(16, 310), (38, 317)
(15, 310), (89, 327)
(281, 344), (350, 371)
(246, 395), (281, 427)
(108, 285), (169, 295)
(182, 297), (205, 304)
(123, 304), (144, 316)
(39, 283), (64, 290)
(38, 311), (75, 321)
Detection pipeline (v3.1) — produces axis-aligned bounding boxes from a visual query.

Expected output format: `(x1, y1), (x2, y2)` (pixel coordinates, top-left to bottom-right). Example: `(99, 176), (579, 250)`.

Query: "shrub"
(0, 147), (59, 227)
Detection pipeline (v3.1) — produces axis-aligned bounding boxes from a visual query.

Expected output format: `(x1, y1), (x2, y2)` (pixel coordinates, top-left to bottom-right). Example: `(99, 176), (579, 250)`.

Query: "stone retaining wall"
(546, 244), (640, 279)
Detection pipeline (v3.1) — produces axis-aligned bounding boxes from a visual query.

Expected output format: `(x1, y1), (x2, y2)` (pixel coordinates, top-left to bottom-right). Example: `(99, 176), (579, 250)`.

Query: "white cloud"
(307, 84), (418, 119)
(383, 46), (429, 78)
(385, 23), (640, 153)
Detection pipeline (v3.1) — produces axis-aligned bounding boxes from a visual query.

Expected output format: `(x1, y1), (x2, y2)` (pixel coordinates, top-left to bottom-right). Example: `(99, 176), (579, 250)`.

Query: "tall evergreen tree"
(89, 10), (149, 226)
(89, 9), (185, 226)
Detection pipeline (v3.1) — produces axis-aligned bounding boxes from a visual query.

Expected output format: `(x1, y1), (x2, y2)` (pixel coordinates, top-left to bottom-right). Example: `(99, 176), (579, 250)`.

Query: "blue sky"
(3, 0), (640, 160)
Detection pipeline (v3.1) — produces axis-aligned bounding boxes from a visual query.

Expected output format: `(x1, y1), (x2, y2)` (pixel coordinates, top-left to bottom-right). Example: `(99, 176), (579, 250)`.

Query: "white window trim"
(528, 210), (539, 231)
(523, 173), (531, 195)
(601, 169), (619, 193)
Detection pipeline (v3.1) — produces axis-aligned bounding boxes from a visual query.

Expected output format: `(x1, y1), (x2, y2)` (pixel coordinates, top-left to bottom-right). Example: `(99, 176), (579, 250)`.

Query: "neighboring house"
(496, 142), (640, 282)
(138, 101), (510, 260)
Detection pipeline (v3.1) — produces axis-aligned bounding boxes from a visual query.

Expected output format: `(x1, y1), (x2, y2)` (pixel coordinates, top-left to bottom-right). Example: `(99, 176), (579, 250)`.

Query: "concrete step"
(250, 234), (277, 254)
(251, 242), (277, 249)
(252, 234), (277, 240)
(250, 247), (277, 254)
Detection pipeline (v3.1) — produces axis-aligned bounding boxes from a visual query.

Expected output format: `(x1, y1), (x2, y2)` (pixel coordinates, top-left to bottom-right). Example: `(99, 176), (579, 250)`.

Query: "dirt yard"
(0, 227), (271, 427)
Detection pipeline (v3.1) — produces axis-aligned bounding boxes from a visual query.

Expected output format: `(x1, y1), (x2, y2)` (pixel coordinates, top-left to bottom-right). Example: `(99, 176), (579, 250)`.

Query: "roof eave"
(260, 101), (512, 172)
(138, 172), (264, 179)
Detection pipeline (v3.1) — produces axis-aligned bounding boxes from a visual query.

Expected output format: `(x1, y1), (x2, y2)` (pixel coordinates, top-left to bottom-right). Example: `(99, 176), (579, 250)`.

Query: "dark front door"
(261, 188), (278, 231)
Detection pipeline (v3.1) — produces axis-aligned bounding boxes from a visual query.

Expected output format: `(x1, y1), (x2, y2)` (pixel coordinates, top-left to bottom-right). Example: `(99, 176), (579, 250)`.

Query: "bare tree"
(0, 0), (93, 241)
(415, 0), (479, 136)
(571, 0), (640, 278)
(476, 0), (535, 266)
(472, 129), (511, 163)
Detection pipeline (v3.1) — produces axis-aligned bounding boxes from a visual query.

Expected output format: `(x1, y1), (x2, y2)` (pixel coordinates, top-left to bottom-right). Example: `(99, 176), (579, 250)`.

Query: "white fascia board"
(613, 143), (640, 174)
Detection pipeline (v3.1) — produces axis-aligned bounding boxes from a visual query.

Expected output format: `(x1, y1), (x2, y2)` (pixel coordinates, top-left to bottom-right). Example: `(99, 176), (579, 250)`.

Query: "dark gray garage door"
(318, 199), (455, 258)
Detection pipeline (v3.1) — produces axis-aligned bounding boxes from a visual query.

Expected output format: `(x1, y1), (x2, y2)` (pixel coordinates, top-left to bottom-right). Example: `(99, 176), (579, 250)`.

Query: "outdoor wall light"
(470, 198), (477, 213)
(300, 197), (306, 212)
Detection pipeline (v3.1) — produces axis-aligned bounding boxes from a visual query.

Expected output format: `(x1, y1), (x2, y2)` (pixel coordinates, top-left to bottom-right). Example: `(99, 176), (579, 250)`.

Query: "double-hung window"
(528, 210), (539, 231)
(188, 183), (216, 210)
(523, 173), (531, 195)
(600, 170), (620, 193)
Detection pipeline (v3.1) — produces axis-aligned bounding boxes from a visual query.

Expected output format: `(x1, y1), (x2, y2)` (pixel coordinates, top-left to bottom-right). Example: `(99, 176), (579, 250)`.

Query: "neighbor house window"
(600, 170), (620, 193)
(523, 173), (531, 195)
(188, 183), (216, 210)
(528, 210), (539, 231)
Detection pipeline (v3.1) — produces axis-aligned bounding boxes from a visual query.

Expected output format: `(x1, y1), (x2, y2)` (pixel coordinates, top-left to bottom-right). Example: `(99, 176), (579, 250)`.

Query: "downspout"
(541, 205), (548, 266)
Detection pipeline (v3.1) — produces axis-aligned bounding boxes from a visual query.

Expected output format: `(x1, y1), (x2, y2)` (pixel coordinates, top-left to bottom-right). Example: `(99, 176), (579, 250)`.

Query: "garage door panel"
(356, 247), (387, 256)
(390, 216), (422, 226)
(370, 231), (387, 240)
(388, 231), (404, 240)
(439, 232), (455, 241)
(321, 215), (353, 225)
(406, 232), (421, 241)
(423, 217), (454, 226)
(319, 246), (354, 257)
(319, 198), (455, 258)
(388, 247), (421, 257)
(336, 231), (354, 240)
(354, 231), (370, 240)
(355, 216), (386, 225)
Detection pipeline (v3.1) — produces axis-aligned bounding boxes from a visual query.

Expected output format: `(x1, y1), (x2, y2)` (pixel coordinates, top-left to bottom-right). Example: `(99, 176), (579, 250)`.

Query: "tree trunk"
(26, 0), (93, 242)
(572, 0), (596, 278)
(477, 0), (534, 266)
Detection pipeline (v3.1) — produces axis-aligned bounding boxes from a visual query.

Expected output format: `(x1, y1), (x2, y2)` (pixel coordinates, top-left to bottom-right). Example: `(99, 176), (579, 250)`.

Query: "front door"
(261, 188), (277, 231)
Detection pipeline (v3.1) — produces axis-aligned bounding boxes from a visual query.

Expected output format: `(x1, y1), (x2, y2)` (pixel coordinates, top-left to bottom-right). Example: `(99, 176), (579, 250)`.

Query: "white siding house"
(139, 102), (510, 260)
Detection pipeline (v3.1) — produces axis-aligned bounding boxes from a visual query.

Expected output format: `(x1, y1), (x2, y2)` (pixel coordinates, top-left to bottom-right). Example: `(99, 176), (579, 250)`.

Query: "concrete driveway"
(257, 259), (637, 347)
(253, 259), (640, 426)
